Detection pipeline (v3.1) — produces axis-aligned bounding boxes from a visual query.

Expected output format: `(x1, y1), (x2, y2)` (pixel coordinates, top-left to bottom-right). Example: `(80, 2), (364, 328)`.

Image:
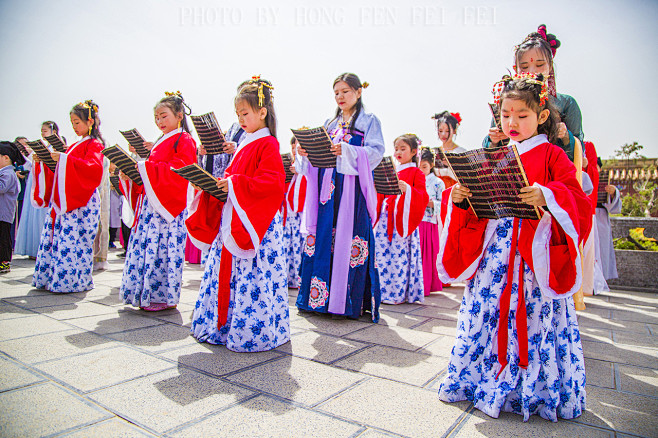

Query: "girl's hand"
(488, 128), (508, 145)
(216, 178), (229, 193)
(451, 184), (471, 203)
(581, 156), (588, 169)
(50, 151), (61, 162)
(290, 165), (297, 175)
(33, 155), (41, 163)
(223, 141), (237, 154)
(605, 185), (616, 196)
(16, 171), (26, 179)
(557, 123), (569, 144)
(198, 144), (207, 156)
(143, 142), (154, 151)
(330, 142), (342, 156)
(427, 199), (434, 209)
(297, 145), (308, 157)
(119, 170), (129, 181)
(398, 180), (407, 193)
(519, 186), (547, 207)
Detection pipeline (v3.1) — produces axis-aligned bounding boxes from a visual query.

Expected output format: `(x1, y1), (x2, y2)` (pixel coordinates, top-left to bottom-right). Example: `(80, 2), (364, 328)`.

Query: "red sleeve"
(394, 168), (429, 237)
(437, 186), (492, 282)
(139, 134), (197, 222)
(53, 139), (104, 213)
(584, 141), (600, 211)
(185, 191), (224, 251)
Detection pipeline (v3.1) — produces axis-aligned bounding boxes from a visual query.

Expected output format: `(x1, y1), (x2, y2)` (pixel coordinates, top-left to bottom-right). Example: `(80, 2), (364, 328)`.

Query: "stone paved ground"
(0, 252), (656, 437)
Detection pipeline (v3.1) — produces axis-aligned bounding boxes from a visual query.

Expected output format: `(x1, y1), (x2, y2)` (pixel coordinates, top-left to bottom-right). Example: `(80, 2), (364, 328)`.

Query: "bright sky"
(1, 0), (656, 159)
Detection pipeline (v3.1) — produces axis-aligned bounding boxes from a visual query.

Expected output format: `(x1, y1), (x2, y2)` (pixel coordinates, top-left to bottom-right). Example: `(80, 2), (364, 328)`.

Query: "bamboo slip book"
(14, 141), (29, 157)
(291, 127), (336, 169)
(101, 145), (143, 185)
(119, 129), (150, 159)
(444, 144), (541, 220)
(109, 174), (122, 196)
(27, 140), (58, 172)
(43, 134), (67, 153)
(191, 112), (227, 155)
(281, 153), (294, 184)
(373, 156), (401, 195)
(172, 164), (227, 202)
(597, 169), (610, 205)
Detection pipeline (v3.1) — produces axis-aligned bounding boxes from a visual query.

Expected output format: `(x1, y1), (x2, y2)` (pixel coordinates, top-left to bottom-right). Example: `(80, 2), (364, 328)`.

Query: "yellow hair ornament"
(362, 81), (370, 89)
(248, 75), (274, 107)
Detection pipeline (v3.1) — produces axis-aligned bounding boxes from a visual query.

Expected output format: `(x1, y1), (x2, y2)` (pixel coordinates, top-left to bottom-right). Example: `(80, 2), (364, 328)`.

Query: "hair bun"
(361, 81), (369, 89)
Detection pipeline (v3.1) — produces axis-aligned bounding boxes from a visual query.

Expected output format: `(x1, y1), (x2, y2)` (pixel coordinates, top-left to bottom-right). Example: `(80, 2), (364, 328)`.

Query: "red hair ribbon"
(450, 112), (462, 124)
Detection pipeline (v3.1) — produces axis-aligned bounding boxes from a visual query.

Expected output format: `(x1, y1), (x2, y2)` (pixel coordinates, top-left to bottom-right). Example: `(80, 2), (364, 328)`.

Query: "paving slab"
(0, 314), (73, 341)
(333, 344), (448, 386)
(0, 302), (36, 320)
(345, 324), (441, 352)
(584, 358), (615, 389)
(170, 394), (363, 437)
(319, 377), (471, 437)
(226, 355), (364, 406)
(65, 309), (167, 334)
(290, 314), (372, 337)
(0, 382), (111, 438)
(278, 331), (369, 364)
(617, 364), (658, 398)
(65, 418), (156, 437)
(0, 356), (45, 392)
(31, 301), (120, 320)
(88, 367), (253, 434)
(107, 323), (198, 353)
(580, 340), (658, 369)
(34, 346), (176, 393)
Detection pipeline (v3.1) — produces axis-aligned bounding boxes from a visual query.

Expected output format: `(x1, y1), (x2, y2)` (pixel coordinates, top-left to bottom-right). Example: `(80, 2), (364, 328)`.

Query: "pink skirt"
(419, 221), (442, 295)
(185, 236), (202, 264)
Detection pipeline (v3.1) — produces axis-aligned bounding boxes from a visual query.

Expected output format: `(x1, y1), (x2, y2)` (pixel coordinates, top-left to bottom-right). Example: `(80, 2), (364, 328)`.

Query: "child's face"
(41, 124), (53, 139)
(500, 98), (549, 143)
(0, 154), (11, 167)
(515, 48), (550, 77)
(154, 105), (183, 134)
(291, 140), (299, 157)
(235, 99), (266, 134)
(333, 81), (360, 114)
(394, 139), (416, 165)
(419, 160), (432, 176)
(437, 123), (452, 144)
(70, 114), (93, 137)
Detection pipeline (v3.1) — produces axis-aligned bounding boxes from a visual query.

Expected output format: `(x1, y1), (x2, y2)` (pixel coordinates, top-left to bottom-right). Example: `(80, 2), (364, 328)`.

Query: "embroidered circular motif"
(350, 235), (369, 268)
(309, 276), (329, 309)
(304, 234), (316, 257)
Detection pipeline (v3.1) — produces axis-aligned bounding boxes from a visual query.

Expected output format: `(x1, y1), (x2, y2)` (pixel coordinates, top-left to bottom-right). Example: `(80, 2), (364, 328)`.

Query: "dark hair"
(14, 136), (27, 143)
(332, 73), (367, 134)
(70, 101), (105, 145)
(419, 147), (435, 169)
(0, 141), (26, 166)
(514, 25), (561, 80)
(155, 93), (191, 133)
(290, 135), (297, 146)
(394, 133), (421, 164)
(432, 111), (460, 138)
(499, 73), (560, 143)
(235, 78), (277, 137)
(41, 121), (59, 135)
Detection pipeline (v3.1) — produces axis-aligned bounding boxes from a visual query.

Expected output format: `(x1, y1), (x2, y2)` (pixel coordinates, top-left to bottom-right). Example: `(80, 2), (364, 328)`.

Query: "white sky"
(1, 0), (656, 159)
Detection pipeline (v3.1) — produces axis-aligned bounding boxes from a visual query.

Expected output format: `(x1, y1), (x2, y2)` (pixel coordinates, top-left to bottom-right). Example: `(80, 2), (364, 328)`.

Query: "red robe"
(186, 129), (285, 325)
(376, 163), (429, 241)
(583, 141), (600, 214)
(438, 135), (592, 299)
(31, 136), (104, 214)
(120, 128), (197, 223)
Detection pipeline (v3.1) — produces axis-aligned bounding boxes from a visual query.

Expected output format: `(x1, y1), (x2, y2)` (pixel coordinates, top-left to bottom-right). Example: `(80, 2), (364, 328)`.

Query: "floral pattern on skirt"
(438, 218), (586, 422)
(121, 197), (186, 308)
(374, 206), (424, 305)
(33, 191), (101, 293)
(191, 212), (290, 352)
(283, 211), (304, 288)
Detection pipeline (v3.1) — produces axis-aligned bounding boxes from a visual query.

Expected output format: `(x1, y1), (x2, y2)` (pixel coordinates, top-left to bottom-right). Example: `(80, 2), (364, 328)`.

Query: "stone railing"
(607, 217), (658, 291)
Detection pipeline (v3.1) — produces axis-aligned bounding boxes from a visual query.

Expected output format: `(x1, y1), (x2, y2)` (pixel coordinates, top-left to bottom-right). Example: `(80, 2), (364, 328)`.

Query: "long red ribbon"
(217, 246), (232, 328)
(496, 217), (529, 378)
(386, 197), (395, 242)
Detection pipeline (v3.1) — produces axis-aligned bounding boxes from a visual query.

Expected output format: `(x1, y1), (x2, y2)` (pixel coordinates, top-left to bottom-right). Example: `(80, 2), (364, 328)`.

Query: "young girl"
(14, 123), (59, 259)
(437, 74), (591, 421)
(283, 135), (307, 288)
(119, 92), (197, 311)
(486, 24), (584, 162)
(374, 134), (428, 304)
(295, 73), (384, 321)
(186, 77), (289, 352)
(0, 142), (25, 273)
(32, 102), (105, 293)
(418, 148), (445, 296)
(432, 111), (465, 188)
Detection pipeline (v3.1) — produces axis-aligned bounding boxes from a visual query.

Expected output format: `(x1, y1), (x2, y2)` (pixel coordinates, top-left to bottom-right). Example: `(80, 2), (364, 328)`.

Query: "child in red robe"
(283, 135), (307, 288)
(119, 92), (197, 311)
(437, 74), (591, 421)
(187, 77), (290, 352)
(374, 134), (429, 304)
(32, 101), (104, 293)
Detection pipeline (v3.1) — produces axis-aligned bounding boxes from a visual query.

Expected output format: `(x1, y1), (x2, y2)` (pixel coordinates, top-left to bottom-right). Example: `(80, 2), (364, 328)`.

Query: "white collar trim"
(397, 162), (417, 172)
(510, 134), (548, 155)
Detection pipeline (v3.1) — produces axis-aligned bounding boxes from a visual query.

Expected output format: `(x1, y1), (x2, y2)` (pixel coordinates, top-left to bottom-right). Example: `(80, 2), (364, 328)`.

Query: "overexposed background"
(1, 0), (656, 158)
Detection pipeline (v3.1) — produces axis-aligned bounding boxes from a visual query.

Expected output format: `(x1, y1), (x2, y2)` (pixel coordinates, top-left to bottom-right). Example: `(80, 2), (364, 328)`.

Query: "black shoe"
(118, 251), (127, 258)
